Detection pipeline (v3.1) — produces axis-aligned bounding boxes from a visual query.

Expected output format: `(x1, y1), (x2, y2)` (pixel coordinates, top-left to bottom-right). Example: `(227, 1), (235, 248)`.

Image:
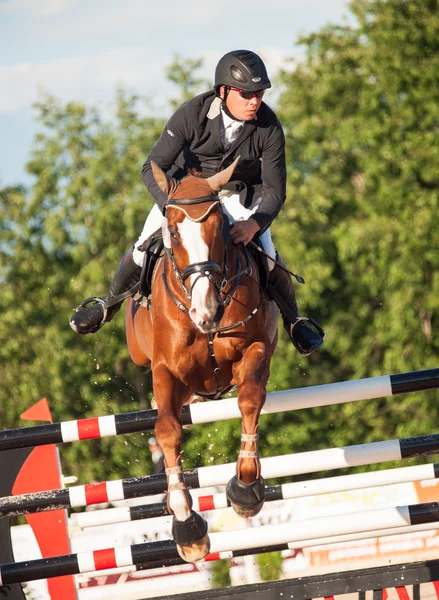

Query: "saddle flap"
(137, 232), (164, 298)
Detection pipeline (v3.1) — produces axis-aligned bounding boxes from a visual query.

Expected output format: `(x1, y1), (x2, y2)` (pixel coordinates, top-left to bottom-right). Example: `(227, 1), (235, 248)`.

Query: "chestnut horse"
(126, 158), (278, 562)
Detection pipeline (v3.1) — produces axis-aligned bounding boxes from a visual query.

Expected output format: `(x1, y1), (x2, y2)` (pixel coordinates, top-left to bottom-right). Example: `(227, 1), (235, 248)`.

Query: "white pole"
(197, 439), (402, 487)
(70, 462), (437, 530)
(208, 505), (412, 553)
(288, 521), (439, 549)
(189, 376), (392, 424)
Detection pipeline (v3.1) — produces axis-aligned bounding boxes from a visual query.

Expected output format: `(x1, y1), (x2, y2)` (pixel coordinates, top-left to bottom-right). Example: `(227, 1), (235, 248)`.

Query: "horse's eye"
(169, 230), (177, 239)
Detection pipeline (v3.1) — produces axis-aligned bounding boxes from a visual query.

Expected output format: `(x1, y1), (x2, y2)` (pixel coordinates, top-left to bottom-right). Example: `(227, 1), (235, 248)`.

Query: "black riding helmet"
(214, 49), (271, 95)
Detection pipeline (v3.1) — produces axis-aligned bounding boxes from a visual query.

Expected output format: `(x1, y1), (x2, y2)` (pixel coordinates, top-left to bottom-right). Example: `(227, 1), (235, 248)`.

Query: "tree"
(267, 0), (439, 462)
(0, 91), (164, 482)
(1, 17), (438, 491)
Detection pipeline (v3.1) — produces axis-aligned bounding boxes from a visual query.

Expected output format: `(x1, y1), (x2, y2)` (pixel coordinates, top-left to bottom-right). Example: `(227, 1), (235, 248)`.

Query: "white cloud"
(0, 47), (173, 114)
(0, 0), (78, 15)
(3, 0), (222, 42)
(0, 44), (301, 115)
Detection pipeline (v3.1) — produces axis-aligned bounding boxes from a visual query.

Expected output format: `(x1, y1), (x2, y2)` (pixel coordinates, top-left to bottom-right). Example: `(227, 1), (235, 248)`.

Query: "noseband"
(163, 195), (259, 330)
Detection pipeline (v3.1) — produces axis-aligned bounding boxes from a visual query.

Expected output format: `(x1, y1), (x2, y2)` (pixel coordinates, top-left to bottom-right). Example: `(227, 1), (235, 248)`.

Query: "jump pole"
(1, 368), (437, 451)
(1, 500), (438, 586)
(72, 520), (439, 580)
(1, 432), (439, 518)
(70, 460), (439, 529)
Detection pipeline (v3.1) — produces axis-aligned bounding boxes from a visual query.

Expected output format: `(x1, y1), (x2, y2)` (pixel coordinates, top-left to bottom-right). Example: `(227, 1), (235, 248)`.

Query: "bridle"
(162, 195), (264, 399)
(162, 196), (259, 323)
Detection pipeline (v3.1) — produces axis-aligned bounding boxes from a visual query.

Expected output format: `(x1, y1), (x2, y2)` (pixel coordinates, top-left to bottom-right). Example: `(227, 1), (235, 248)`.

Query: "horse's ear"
(151, 161), (172, 196)
(206, 156), (241, 192)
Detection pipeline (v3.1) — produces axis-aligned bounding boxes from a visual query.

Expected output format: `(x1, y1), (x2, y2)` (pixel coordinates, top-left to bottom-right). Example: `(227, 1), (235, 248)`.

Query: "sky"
(0, 0), (353, 187)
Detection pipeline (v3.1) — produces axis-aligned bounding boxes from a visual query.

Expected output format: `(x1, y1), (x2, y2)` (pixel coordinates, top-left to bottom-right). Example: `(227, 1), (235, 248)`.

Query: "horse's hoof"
(176, 533), (211, 563)
(172, 511), (209, 562)
(231, 500), (264, 518)
(226, 475), (265, 518)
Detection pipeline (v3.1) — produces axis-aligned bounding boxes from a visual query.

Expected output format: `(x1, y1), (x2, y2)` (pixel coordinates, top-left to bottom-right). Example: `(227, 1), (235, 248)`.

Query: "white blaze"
(178, 218), (210, 321)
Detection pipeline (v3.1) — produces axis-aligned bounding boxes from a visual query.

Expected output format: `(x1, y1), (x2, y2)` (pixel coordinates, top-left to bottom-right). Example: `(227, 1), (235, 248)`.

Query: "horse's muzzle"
(191, 305), (224, 333)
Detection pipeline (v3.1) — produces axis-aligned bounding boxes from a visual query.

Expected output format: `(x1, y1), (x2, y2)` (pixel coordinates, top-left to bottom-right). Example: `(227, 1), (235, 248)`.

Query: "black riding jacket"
(142, 91), (286, 233)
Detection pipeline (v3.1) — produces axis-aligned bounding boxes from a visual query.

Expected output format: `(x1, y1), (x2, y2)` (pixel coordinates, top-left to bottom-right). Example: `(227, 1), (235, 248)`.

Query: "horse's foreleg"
(153, 366), (210, 562)
(226, 342), (269, 518)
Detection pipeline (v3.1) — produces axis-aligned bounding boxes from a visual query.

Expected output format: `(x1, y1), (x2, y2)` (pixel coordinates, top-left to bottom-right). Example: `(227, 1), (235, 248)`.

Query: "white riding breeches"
(132, 190), (276, 271)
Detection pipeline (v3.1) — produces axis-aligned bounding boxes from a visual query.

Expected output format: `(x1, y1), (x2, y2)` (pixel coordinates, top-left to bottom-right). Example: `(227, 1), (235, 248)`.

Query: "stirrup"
(75, 297), (107, 330)
(290, 316), (326, 357)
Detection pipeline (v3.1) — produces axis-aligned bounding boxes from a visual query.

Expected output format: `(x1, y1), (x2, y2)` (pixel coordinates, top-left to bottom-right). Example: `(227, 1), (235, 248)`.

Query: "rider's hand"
(230, 219), (260, 245)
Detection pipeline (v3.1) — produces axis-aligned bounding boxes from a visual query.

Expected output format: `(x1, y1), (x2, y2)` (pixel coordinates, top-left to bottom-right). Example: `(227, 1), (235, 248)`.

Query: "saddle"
(137, 229), (164, 298)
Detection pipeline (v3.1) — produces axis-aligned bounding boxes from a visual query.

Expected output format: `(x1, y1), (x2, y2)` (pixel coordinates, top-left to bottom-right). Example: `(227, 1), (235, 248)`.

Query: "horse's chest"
(176, 336), (240, 392)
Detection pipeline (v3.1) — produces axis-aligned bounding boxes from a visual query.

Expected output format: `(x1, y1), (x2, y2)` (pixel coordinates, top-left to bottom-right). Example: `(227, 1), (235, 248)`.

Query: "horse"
(126, 158), (279, 562)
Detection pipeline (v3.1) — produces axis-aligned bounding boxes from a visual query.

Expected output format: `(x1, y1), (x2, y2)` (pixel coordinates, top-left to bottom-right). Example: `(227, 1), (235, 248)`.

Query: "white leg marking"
(168, 472), (191, 522)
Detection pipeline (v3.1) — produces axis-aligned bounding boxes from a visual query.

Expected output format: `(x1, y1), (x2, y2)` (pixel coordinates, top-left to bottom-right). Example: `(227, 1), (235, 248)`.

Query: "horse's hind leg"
(153, 365), (210, 562)
(227, 342), (269, 518)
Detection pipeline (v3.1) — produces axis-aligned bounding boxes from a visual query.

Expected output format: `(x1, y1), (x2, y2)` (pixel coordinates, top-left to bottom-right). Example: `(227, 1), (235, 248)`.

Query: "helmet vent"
(230, 65), (248, 83)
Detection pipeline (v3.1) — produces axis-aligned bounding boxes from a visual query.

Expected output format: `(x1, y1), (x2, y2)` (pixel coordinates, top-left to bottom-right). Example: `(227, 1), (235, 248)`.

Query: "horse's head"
(151, 158), (239, 333)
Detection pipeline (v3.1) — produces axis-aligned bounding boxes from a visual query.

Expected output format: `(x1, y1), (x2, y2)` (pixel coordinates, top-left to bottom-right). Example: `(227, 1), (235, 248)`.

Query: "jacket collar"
(207, 96), (258, 160)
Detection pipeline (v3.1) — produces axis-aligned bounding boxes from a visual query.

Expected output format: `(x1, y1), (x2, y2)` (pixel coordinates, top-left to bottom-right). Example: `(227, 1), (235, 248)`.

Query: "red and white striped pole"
(1, 500), (438, 586)
(0, 368), (437, 451)
(1, 432), (438, 518)
(71, 460), (439, 529)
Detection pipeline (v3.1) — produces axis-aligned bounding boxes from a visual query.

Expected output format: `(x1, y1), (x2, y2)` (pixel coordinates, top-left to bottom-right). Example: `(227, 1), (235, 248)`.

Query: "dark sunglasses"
(229, 87), (265, 100)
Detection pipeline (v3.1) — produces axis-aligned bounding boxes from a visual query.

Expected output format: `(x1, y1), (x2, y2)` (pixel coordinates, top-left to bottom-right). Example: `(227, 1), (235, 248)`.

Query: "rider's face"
(220, 86), (264, 121)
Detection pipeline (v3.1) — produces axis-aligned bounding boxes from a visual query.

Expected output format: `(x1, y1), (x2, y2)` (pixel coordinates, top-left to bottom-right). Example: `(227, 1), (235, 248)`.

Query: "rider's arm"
(250, 121), (287, 234)
(142, 104), (189, 212)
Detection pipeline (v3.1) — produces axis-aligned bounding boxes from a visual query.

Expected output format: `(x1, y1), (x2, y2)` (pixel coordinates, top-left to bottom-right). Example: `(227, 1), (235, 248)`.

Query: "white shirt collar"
(221, 106), (244, 130)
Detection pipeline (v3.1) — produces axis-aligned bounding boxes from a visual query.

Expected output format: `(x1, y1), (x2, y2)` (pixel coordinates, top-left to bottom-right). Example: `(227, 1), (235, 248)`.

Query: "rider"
(70, 49), (324, 356)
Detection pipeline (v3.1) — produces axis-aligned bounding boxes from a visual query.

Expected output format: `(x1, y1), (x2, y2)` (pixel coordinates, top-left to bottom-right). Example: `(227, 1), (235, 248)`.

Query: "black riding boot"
(70, 248), (142, 335)
(267, 255), (325, 356)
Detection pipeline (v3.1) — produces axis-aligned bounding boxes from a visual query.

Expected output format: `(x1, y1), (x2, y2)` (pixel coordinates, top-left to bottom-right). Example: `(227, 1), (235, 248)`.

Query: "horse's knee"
(237, 384), (266, 419)
(155, 411), (182, 449)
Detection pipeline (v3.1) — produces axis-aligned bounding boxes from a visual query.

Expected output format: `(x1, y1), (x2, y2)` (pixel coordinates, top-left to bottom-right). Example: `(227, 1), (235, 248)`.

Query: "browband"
(167, 195), (219, 206)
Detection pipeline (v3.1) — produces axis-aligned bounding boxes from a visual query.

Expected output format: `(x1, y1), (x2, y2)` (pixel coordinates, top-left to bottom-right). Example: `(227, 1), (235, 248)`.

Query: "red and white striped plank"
(1, 432), (439, 518)
(61, 415), (117, 442)
(71, 461), (439, 529)
(1, 367), (438, 452)
(73, 520), (439, 580)
(1, 500), (438, 586)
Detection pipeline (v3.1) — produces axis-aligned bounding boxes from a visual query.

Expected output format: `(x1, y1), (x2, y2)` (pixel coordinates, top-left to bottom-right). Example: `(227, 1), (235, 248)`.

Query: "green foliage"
(0, 90), (163, 483)
(257, 551), (283, 582)
(268, 0), (439, 465)
(1, 3), (439, 493)
(210, 558), (231, 588)
(166, 54), (210, 110)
